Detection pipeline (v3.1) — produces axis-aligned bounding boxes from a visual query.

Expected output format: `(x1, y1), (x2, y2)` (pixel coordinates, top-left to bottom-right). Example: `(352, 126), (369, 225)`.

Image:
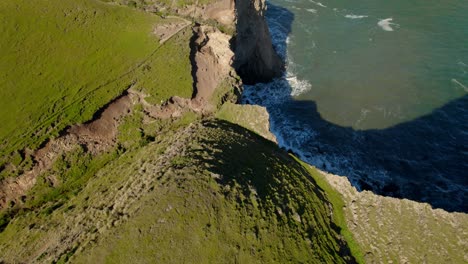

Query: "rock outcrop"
(216, 102), (277, 143)
(233, 0), (284, 84)
(120, 0), (283, 84)
(204, 0), (236, 25)
(191, 25), (235, 104)
(319, 170), (468, 264)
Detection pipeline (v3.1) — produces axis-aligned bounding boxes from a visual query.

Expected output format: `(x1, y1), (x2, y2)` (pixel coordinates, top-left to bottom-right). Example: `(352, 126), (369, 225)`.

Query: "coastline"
(0, 0), (466, 262)
(229, 0), (468, 262)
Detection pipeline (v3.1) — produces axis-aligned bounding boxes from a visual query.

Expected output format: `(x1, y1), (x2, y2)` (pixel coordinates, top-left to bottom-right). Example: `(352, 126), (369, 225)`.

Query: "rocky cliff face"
(233, 0), (284, 84)
(115, 0), (283, 84)
(319, 170), (468, 264)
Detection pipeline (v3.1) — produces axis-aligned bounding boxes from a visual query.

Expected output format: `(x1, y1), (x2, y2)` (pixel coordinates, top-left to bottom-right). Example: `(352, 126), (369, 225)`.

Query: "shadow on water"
(243, 2), (468, 213)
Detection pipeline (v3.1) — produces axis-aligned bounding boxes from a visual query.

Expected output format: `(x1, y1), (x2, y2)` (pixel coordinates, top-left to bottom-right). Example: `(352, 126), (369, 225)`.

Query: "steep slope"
(218, 102), (468, 264)
(0, 120), (357, 263)
(0, 0), (193, 165)
(319, 171), (468, 264)
(233, 0), (284, 84)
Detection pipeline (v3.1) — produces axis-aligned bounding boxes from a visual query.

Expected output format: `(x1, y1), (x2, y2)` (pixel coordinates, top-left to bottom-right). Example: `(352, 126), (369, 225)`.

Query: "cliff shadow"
(242, 2), (468, 213)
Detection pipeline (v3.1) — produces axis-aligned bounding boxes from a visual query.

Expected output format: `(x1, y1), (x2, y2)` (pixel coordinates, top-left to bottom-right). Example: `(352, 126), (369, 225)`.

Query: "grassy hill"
(0, 0), (193, 165)
(0, 119), (359, 263)
(3, 0), (464, 263)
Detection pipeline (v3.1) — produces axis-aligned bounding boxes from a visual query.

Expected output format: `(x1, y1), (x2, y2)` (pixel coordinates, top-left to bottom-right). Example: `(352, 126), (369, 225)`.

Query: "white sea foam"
(309, 0), (327, 8)
(354, 108), (370, 128)
(345, 14), (368, 19)
(306, 8), (317, 13)
(458, 61), (467, 75)
(242, 79), (402, 202)
(287, 76), (312, 96)
(452, 78), (468, 92)
(378, 18), (397, 31)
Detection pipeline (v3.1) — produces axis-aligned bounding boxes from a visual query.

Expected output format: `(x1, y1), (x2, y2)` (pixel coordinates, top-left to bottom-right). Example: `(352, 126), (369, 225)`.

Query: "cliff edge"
(233, 0), (284, 84)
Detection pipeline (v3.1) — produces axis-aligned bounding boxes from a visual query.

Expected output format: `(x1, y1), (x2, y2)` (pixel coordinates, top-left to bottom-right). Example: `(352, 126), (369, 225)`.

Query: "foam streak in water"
(345, 14), (368, 19)
(452, 79), (468, 92)
(378, 18), (398, 31)
(309, 0), (327, 8)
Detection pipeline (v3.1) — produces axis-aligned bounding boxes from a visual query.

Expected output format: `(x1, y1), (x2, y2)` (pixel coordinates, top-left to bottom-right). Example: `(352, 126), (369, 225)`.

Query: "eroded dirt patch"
(0, 94), (134, 209)
(132, 25), (237, 119)
(69, 93), (132, 150)
(153, 18), (191, 44)
(204, 0), (235, 25)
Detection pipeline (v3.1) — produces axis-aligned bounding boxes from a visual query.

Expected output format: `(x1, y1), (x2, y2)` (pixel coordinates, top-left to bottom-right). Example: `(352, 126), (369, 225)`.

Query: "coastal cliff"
(1, 0), (466, 263)
(0, 1), (357, 263)
(233, 0), (284, 84)
(217, 104), (468, 264)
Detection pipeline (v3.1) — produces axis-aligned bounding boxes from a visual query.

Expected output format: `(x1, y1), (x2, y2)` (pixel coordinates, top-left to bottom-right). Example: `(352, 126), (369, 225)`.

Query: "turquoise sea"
(243, 0), (468, 212)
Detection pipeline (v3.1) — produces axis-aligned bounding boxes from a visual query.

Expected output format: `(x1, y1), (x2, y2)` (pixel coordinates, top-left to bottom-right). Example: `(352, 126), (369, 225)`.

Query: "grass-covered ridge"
(0, 0), (193, 161)
(0, 119), (358, 263)
(75, 120), (357, 263)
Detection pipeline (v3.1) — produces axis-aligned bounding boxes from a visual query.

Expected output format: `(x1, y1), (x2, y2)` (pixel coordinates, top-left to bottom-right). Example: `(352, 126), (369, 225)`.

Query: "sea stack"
(233, 0), (284, 84)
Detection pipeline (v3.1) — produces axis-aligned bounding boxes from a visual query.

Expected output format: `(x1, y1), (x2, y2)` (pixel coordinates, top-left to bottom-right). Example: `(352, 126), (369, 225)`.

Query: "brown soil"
(204, 0), (235, 25)
(131, 25), (236, 119)
(0, 94), (134, 209)
(69, 94), (133, 149)
(192, 26), (234, 102)
(153, 18), (191, 44)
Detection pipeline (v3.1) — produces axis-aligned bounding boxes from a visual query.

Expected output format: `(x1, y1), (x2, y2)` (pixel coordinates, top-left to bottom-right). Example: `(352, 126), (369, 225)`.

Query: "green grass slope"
(78, 120), (358, 263)
(0, 0), (193, 163)
(0, 119), (358, 263)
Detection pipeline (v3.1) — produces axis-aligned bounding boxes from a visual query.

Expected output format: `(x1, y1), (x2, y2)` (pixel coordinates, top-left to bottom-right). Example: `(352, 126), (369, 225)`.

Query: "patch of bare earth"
(204, 0), (235, 25)
(0, 94), (133, 209)
(132, 25), (236, 119)
(147, 0), (235, 26)
(153, 17), (191, 44)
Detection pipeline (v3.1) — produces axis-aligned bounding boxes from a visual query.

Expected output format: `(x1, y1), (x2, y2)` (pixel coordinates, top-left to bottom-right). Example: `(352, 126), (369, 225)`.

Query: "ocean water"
(242, 0), (468, 212)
